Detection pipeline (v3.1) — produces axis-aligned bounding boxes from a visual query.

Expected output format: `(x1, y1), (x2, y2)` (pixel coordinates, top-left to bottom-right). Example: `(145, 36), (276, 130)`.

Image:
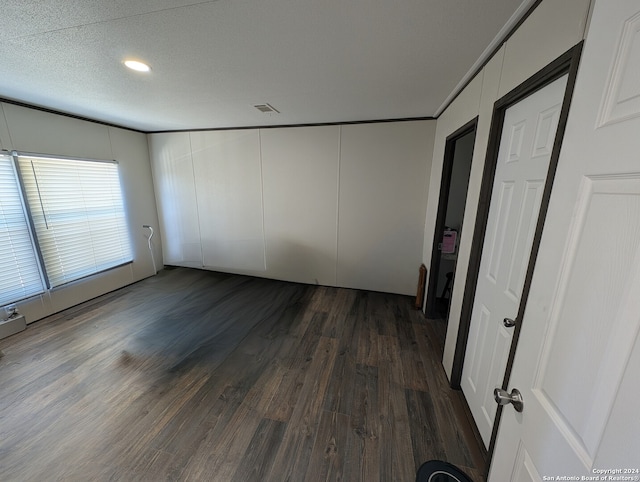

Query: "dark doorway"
(425, 118), (477, 347)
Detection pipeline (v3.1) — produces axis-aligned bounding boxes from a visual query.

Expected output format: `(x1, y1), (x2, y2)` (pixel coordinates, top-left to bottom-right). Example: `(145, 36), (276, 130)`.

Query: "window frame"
(0, 152), (46, 305)
(15, 151), (133, 290)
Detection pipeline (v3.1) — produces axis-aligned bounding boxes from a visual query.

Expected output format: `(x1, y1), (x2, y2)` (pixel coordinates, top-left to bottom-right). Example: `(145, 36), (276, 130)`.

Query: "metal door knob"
(494, 387), (524, 412)
(503, 317), (516, 327)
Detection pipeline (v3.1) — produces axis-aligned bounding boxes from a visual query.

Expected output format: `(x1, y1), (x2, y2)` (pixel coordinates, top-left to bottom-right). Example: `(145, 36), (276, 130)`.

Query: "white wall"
(338, 121), (435, 294)
(422, 0), (593, 379)
(150, 120), (435, 295)
(261, 126), (340, 286)
(0, 102), (160, 324)
(147, 132), (201, 268)
(191, 130), (266, 272)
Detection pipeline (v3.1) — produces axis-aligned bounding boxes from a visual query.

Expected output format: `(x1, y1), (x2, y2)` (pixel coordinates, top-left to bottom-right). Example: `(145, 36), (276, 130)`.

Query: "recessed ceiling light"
(124, 60), (151, 72)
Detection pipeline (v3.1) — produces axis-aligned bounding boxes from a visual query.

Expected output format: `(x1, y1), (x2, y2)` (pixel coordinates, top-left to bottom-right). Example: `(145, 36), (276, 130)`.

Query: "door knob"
(494, 388), (524, 412)
(503, 317), (516, 328)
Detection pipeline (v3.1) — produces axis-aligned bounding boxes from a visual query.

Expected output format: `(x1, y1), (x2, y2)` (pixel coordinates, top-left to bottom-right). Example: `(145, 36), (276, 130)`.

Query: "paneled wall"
(147, 132), (201, 268)
(149, 120), (435, 295)
(338, 122), (434, 294)
(261, 126), (340, 286)
(192, 130), (266, 272)
(0, 102), (160, 324)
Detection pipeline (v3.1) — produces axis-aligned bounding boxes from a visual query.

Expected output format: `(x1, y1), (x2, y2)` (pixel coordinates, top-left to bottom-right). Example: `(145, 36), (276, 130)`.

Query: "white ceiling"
(0, 0), (533, 132)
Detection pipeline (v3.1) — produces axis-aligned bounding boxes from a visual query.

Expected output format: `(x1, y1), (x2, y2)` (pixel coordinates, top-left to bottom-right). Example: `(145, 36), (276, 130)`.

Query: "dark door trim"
(425, 117), (478, 319)
(451, 43), (583, 392)
(441, 47), (588, 476)
(484, 41), (584, 471)
(450, 41), (584, 474)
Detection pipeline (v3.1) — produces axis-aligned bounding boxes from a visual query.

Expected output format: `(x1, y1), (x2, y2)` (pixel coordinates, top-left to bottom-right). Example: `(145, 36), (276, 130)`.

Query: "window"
(17, 153), (132, 288)
(0, 154), (45, 305)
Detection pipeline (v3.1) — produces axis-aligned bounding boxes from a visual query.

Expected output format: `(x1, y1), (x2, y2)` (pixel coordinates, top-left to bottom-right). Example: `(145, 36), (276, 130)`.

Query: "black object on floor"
(416, 460), (474, 482)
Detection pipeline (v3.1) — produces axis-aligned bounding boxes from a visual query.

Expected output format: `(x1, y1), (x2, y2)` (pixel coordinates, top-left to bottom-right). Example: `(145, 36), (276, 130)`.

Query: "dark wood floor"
(0, 267), (485, 481)
(427, 316), (448, 357)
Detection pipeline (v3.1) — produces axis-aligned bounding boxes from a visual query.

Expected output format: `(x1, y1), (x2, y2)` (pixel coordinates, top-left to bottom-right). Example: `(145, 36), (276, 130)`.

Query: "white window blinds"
(18, 154), (132, 288)
(0, 154), (45, 305)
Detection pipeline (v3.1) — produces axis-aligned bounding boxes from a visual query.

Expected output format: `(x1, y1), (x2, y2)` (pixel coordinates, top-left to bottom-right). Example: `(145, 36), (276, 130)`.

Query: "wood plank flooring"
(0, 267), (485, 481)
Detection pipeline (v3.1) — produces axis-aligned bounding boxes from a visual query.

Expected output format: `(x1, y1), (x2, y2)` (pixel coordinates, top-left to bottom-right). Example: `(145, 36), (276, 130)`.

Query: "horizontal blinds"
(18, 155), (132, 288)
(0, 154), (45, 305)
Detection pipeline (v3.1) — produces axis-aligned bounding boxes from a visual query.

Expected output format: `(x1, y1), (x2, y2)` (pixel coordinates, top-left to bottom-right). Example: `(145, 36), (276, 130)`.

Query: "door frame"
(425, 117), (478, 319)
(450, 43), (584, 462)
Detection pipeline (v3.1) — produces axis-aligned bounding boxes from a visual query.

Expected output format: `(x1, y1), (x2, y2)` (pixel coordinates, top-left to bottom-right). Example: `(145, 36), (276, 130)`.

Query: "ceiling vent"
(253, 103), (280, 114)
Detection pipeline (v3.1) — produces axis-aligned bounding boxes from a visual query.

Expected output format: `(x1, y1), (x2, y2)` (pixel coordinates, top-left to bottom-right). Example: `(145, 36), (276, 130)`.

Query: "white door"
(461, 75), (568, 446)
(490, 0), (640, 478)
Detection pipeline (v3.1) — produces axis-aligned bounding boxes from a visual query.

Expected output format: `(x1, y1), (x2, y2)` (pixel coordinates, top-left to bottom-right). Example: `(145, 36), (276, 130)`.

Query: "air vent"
(253, 103), (280, 114)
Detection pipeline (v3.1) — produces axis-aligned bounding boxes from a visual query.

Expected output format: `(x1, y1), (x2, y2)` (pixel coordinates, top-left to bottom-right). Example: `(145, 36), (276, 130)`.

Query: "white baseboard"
(0, 315), (26, 340)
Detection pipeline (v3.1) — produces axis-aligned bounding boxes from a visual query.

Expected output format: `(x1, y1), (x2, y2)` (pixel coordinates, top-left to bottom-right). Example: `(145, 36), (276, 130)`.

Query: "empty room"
(1, 0), (639, 480)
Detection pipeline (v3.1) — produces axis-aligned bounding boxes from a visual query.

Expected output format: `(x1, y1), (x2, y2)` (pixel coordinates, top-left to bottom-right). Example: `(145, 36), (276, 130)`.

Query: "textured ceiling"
(0, 0), (533, 132)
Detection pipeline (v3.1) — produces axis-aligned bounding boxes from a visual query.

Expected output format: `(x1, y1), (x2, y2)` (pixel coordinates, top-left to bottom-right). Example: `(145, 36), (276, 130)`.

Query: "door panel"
(506, 180), (545, 300)
(537, 177), (640, 462)
(486, 181), (515, 283)
(461, 75), (567, 446)
(512, 443), (544, 482)
(490, 0), (640, 478)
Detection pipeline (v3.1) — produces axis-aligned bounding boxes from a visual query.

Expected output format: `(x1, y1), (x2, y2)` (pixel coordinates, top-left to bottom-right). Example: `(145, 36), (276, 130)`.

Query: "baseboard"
(0, 315), (26, 340)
